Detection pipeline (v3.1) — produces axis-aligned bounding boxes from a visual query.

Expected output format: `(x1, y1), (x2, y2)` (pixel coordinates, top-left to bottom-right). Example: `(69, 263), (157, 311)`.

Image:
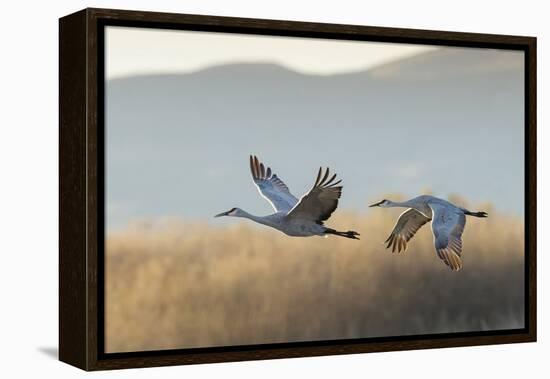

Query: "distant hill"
(105, 47), (525, 230)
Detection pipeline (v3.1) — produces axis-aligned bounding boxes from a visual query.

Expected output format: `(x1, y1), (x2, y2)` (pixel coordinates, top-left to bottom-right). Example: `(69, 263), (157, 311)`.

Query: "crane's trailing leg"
(324, 228), (361, 240)
(463, 210), (488, 218)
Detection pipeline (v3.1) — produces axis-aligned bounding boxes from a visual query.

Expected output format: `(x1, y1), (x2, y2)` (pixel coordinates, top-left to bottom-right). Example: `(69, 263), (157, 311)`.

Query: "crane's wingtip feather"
(314, 167), (323, 187)
(320, 167), (330, 186)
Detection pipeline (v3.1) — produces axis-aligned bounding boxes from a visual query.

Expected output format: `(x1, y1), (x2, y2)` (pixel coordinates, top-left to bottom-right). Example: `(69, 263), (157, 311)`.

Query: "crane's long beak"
(369, 200), (384, 207)
(214, 211), (229, 218)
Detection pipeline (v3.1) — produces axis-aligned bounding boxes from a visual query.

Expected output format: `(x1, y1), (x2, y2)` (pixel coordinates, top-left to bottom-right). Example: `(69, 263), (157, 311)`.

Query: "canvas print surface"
(104, 26), (525, 353)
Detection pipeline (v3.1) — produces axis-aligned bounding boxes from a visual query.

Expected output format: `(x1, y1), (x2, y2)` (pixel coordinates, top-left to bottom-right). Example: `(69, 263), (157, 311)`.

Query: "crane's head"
(369, 199), (391, 208)
(214, 207), (241, 218)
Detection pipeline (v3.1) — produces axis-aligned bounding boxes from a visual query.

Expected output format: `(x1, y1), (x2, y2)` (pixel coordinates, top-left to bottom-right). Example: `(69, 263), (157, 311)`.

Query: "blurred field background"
(105, 195), (524, 353)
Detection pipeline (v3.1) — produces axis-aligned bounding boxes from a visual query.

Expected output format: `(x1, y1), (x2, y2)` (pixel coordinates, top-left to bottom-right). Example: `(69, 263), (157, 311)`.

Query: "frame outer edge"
(59, 9), (89, 370)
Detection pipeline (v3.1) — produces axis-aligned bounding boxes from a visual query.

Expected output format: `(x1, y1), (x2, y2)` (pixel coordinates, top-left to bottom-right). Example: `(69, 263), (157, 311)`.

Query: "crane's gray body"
(229, 209), (328, 237)
(397, 195), (463, 218)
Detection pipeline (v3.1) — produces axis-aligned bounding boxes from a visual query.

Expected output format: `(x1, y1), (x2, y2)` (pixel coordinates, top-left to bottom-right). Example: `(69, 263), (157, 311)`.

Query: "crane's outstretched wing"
(385, 208), (431, 253)
(286, 167), (342, 223)
(250, 155), (298, 212)
(429, 203), (466, 271)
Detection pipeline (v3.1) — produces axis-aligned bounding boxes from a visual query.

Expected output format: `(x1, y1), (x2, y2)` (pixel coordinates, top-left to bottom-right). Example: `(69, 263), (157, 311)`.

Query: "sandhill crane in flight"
(369, 195), (488, 271)
(215, 155), (360, 240)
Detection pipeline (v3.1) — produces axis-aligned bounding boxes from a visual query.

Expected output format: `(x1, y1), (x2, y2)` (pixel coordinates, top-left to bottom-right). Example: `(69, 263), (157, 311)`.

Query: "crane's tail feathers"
(325, 228), (360, 240)
(464, 210), (488, 218)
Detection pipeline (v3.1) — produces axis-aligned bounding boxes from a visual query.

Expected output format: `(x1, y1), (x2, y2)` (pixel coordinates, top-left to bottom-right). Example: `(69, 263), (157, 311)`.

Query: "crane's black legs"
(324, 228), (360, 240)
(464, 210), (488, 218)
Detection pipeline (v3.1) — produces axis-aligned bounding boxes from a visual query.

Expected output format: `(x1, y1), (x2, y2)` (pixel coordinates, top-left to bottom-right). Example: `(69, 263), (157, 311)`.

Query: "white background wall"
(0, 0), (547, 377)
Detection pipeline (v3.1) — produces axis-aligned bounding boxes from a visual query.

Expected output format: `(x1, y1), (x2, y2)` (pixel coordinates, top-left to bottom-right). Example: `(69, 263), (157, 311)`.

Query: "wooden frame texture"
(59, 7), (537, 371)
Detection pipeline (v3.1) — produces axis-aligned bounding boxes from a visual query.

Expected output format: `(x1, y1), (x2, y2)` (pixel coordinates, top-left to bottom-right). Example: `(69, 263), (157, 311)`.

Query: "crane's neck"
(387, 200), (415, 208)
(234, 209), (278, 228)
(386, 199), (432, 218)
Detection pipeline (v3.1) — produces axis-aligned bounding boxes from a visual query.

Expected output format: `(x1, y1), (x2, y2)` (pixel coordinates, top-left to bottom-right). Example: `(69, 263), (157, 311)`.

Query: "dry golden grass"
(105, 197), (524, 353)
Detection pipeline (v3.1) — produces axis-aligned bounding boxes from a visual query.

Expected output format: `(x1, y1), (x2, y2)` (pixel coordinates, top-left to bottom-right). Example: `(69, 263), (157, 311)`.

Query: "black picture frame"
(59, 7), (537, 371)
